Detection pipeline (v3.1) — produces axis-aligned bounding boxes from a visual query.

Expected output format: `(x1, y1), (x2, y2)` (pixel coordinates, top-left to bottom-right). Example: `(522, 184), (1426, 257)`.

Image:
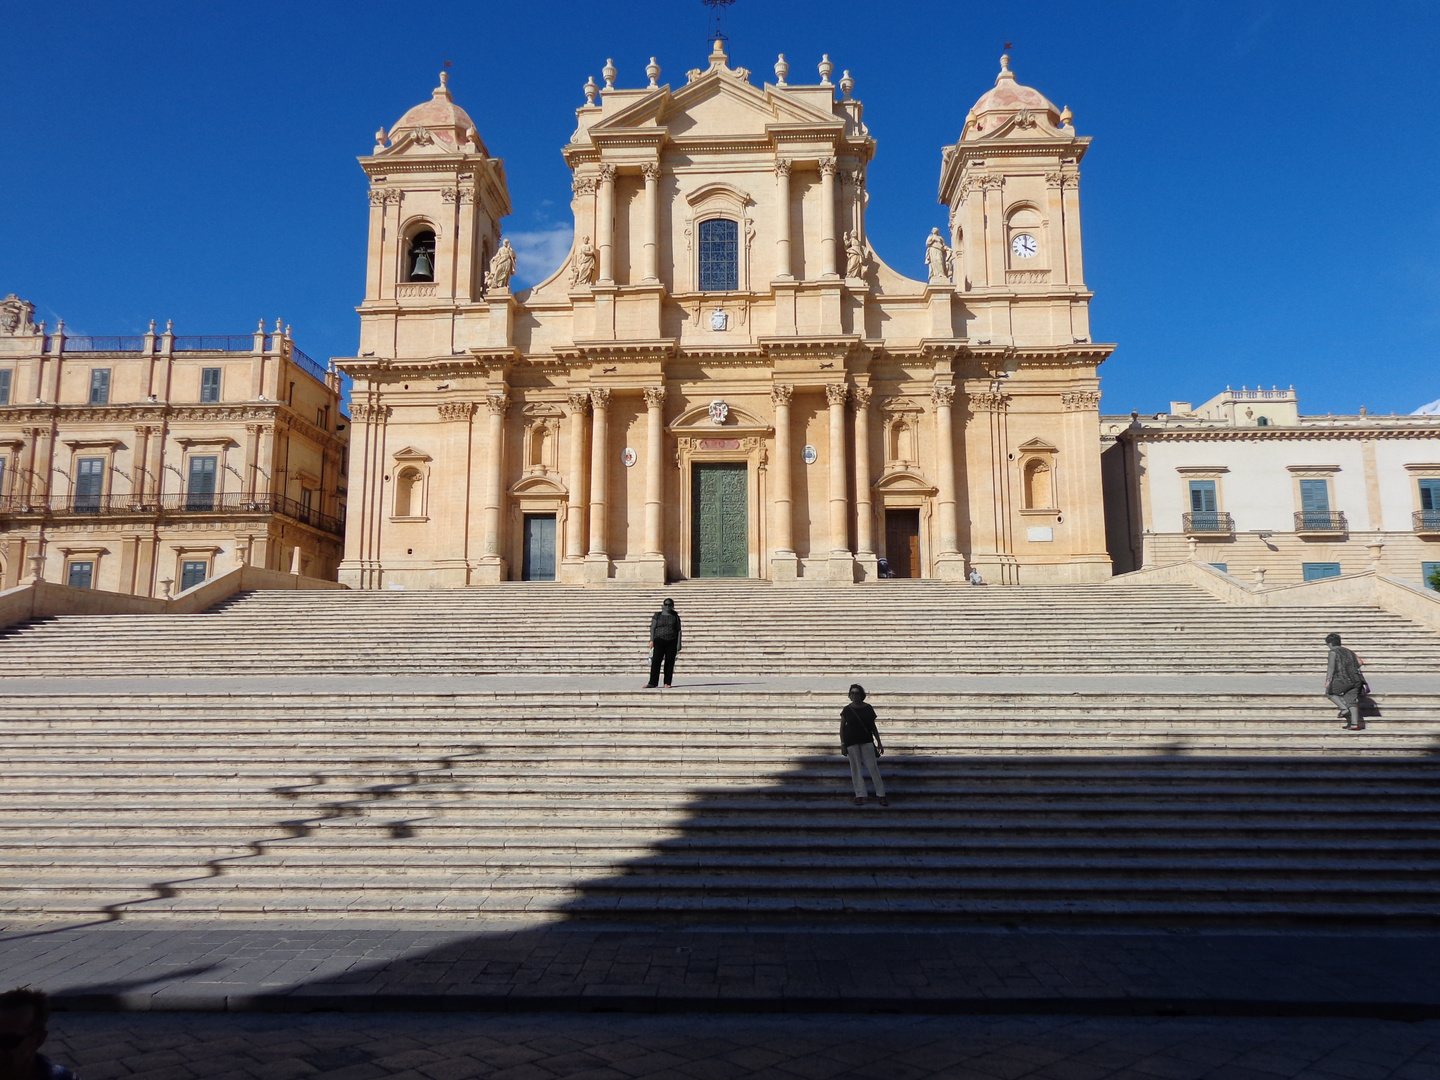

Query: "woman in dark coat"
(646, 598), (682, 689)
(1324, 632), (1367, 731)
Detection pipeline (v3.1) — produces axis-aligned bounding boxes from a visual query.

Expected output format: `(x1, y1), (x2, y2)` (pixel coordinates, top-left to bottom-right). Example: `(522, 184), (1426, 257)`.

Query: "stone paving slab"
(39, 1010), (1440, 1080)
(5, 923), (1440, 1020)
(3, 672), (1439, 695)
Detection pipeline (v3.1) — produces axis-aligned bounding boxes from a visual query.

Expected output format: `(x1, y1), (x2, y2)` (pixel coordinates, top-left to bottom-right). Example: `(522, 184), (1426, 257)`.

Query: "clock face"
(1011, 233), (1037, 259)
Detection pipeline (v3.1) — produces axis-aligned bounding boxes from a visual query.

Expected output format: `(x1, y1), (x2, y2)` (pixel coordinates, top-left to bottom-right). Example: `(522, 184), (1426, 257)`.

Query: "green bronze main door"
(691, 462), (748, 578)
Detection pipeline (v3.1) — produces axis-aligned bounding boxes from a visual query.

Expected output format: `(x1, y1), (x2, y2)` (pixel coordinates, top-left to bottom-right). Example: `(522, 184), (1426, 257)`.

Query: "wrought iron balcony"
(1183, 511), (1234, 535)
(1414, 510), (1440, 535)
(1294, 511), (1348, 535)
(0, 492), (344, 535)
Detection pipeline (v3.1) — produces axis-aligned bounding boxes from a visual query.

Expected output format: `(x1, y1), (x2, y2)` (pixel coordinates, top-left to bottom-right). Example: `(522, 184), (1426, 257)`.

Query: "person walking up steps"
(1324, 632), (1368, 731)
(646, 598), (682, 689)
(840, 683), (888, 806)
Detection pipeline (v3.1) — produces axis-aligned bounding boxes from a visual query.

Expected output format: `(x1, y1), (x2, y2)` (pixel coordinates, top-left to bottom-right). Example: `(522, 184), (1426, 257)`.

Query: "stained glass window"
(698, 218), (738, 291)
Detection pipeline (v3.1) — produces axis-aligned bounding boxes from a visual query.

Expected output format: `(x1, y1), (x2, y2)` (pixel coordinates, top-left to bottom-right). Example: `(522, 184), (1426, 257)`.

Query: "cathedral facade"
(338, 44), (1113, 588)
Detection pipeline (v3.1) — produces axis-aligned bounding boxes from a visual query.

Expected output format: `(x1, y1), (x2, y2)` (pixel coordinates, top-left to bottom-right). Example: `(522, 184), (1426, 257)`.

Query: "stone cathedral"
(338, 44), (1112, 588)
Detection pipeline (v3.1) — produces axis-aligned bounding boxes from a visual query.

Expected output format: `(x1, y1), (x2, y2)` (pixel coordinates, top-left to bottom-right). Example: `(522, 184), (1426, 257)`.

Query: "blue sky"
(2, 1), (1436, 416)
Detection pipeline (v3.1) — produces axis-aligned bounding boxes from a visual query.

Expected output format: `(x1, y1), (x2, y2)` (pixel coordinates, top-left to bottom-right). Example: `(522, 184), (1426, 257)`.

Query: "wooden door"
(885, 508), (921, 578)
(522, 514), (557, 581)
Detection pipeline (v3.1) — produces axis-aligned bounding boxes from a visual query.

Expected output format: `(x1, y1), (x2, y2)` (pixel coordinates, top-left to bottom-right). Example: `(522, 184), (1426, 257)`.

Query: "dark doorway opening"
(885, 508), (921, 578)
(522, 514), (557, 581)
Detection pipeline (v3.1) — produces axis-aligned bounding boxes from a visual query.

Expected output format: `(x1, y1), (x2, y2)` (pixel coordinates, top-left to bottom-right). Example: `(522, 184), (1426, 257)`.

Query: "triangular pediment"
(591, 70), (839, 142)
(391, 446), (432, 462)
(1016, 437), (1058, 453)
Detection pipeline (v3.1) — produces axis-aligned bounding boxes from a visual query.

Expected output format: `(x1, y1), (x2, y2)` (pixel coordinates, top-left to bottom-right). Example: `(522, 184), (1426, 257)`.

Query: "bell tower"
(937, 55), (1090, 347)
(357, 73), (512, 358)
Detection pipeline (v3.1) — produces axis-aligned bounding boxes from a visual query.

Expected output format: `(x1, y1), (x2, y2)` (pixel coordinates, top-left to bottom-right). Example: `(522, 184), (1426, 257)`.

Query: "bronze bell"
(412, 251), (433, 280)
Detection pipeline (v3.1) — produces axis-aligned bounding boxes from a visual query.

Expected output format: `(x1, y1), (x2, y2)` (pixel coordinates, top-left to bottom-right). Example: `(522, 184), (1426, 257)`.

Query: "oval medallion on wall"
(622, 447), (637, 467)
(802, 445), (818, 465)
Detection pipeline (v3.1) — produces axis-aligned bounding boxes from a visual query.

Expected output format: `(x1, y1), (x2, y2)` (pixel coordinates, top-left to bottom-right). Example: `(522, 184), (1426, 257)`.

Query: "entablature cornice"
(1120, 425), (1440, 443)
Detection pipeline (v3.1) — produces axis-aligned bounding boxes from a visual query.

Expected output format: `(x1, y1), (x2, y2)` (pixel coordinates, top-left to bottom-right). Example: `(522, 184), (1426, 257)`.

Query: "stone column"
(983, 176), (1006, 288)
(563, 393), (590, 573)
(770, 384), (798, 582)
(819, 158), (839, 278)
(932, 382), (965, 578)
(641, 385), (667, 582)
(475, 392), (508, 582)
(773, 159), (793, 279)
(641, 163), (661, 284)
(1061, 174), (1084, 286)
(825, 382), (854, 581)
(596, 164), (616, 285)
(851, 386), (875, 566)
(585, 387), (612, 580)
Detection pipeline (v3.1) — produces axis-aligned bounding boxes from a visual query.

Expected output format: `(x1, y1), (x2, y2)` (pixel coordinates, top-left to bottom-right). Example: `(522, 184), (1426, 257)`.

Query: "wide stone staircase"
(2, 581), (1438, 928)
(3, 687), (1439, 927)
(2, 580), (1440, 675)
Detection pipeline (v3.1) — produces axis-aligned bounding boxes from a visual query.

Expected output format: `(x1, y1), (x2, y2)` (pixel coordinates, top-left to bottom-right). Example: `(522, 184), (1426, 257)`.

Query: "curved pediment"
(510, 472), (568, 497)
(873, 468), (937, 494)
(669, 401), (772, 434)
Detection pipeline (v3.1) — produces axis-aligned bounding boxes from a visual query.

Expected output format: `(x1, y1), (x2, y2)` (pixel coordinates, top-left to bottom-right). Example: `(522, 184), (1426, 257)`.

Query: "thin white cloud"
(508, 227), (573, 287)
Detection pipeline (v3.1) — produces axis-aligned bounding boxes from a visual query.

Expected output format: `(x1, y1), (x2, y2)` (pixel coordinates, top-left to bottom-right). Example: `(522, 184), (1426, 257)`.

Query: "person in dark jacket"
(646, 598), (682, 689)
(1324, 632), (1368, 731)
(840, 683), (887, 806)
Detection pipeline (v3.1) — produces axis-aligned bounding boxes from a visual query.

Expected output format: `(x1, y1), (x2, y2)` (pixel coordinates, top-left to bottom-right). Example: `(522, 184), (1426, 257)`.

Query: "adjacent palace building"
(338, 45), (1112, 587)
(0, 297), (348, 596)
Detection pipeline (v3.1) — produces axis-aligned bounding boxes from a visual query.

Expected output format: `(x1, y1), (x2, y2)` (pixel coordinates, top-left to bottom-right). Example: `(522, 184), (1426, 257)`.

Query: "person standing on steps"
(1324, 632), (1368, 731)
(646, 598), (682, 689)
(840, 684), (888, 806)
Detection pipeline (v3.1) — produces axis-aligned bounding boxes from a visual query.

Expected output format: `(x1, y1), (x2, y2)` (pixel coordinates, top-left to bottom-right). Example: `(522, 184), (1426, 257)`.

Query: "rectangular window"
(1209, 563), (1228, 573)
(200, 367), (221, 403)
(317, 407), (326, 429)
(1422, 562), (1440, 591)
(88, 368), (111, 405)
(301, 487), (314, 514)
(67, 561), (94, 589)
(1298, 478), (1330, 513)
(1303, 562), (1342, 581)
(1188, 480), (1217, 513)
(74, 457), (105, 511)
(186, 455), (217, 511)
(180, 560), (208, 592)
(0, 368), (12, 405)
(697, 217), (739, 291)
(1420, 479), (1440, 512)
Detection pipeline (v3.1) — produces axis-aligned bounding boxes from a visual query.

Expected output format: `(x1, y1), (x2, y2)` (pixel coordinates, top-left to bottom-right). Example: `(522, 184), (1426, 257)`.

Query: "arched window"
(1023, 459), (1053, 509)
(393, 467), (422, 517)
(698, 218), (738, 291)
(405, 230), (436, 282)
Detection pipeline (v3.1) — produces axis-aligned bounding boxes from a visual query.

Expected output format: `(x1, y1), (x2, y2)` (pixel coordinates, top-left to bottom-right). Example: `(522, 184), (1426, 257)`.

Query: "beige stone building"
(0, 295), (349, 595)
(339, 46), (1113, 588)
(1103, 386), (1440, 587)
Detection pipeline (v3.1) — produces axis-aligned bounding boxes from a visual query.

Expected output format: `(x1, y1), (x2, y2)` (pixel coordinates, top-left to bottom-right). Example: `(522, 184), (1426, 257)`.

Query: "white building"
(1102, 386), (1440, 588)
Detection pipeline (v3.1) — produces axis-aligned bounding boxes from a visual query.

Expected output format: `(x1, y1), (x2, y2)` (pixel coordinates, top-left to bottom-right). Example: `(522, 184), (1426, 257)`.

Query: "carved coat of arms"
(0, 294), (35, 336)
(708, 399), (729, 426)
(709, 308), (728, 331)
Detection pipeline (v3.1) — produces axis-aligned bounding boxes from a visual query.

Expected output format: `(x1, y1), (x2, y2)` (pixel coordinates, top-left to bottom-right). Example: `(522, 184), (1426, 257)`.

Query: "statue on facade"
(569, 236), (596, 287)
(844, 232), (867, 280)
(485, 239), (518, 292)
(925, 227), (952, 282)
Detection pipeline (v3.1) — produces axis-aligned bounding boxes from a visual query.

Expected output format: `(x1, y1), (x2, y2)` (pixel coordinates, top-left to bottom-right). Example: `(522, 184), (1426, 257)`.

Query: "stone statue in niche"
(709, 308), (728, 331)
(708, 400), (729, 425)
(485, 239), (517, 292)
(569, 236), (596, 287)
(925, 227), (952, 282)
(844, 232), (867, 280)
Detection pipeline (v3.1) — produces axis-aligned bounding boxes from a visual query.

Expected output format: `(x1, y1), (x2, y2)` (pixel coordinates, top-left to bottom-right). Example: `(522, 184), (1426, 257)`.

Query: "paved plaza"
(41, 1010), (1440, 1080)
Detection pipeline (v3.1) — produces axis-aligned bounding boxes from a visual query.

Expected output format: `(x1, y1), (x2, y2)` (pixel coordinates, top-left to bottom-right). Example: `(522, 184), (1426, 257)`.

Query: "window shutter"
(1299, 479), (1329, 513)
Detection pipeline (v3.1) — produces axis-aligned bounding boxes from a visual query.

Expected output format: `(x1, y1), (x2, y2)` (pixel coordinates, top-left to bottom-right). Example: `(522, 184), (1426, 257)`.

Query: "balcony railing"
(288, 346), (328, 384)
(172, 335), (257, 352)
(62, 335), (148, 352)
(1294, 511), (1348, 535)
(0, 492), (344, 535)
(1414, 510), (1440, 534)
(1183, 511), (1234, 535)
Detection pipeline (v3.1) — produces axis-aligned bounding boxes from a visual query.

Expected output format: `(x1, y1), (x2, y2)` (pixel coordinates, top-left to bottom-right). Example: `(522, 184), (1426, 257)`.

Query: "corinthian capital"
(566, 392), (592, 415)
(590, 386), (612, 409)
(825, 383), (849, 407)
(818, 157), (838, 178)
(597, 164), (617, 184)
(641, 162), (662, 182)
(931, 383), (956, 409)
(486, 393), (510, 417)
(773, 158), (792, 179)
(643, 385), (667, 409)
(771, 383), (794, 407)
(850, 386), (872, 410)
